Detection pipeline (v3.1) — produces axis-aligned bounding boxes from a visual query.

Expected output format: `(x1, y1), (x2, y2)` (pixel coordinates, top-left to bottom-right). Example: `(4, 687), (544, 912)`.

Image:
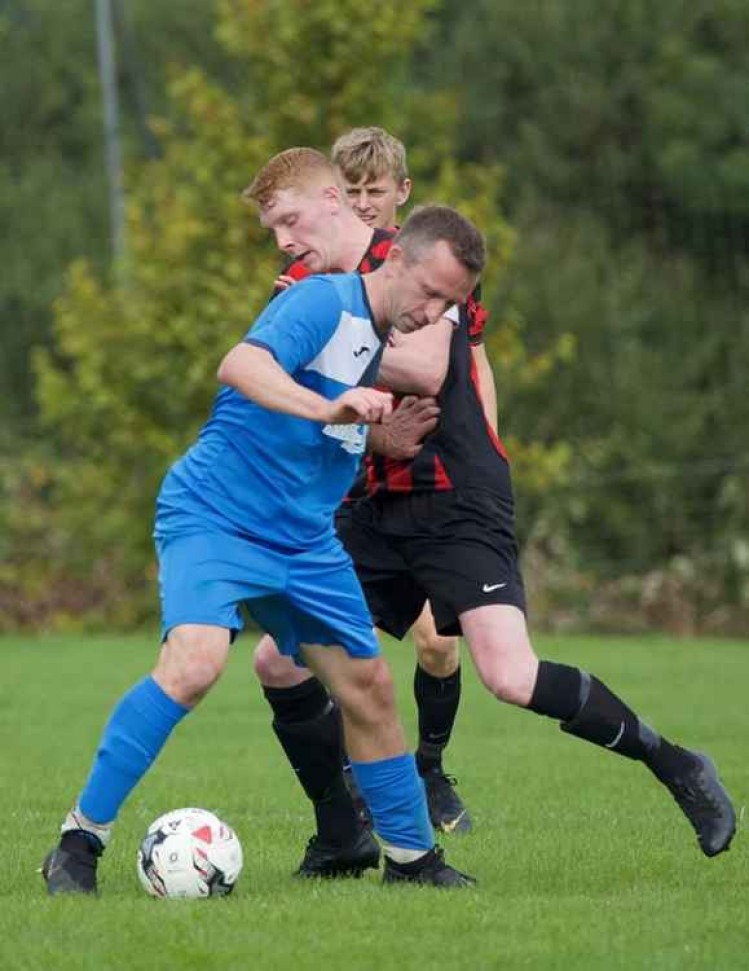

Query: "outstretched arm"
(218, 343), (392, 424)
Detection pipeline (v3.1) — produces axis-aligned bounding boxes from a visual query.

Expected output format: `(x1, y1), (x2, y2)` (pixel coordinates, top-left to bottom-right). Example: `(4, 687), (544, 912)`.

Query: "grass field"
(1, 631), (748, 971)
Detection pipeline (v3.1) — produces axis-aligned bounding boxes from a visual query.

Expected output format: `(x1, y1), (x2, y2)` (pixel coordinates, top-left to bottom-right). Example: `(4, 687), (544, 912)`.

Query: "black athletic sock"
(528, 660), (691, 774)
(263, 677), (330, 724)
(263, 680), (359, 846)
(414, 665), (461, 775)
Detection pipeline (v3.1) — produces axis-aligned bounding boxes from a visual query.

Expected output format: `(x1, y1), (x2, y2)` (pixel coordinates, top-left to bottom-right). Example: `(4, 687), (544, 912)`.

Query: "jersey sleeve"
(467, 283), (489, 347)
(246, 277), (342, 374)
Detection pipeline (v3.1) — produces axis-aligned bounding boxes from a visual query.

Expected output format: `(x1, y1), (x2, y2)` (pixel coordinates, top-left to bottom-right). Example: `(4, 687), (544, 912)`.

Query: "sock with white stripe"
(529, 661), (689, 773)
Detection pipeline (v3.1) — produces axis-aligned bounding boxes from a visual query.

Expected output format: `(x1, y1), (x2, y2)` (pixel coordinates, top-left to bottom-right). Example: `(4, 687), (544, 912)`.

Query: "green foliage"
(434, 0), (749, 245)
(0, 2), (106, 423)
(215, 0), (439, 146)
(0, 0), (231, 425)
(4, 0), (559, 629)
(425, 0), (749, 624)
(6, 0), (746, 631)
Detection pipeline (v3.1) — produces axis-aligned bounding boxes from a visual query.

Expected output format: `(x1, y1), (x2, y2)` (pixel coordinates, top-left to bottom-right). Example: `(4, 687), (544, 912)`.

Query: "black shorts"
(335, 489), (525, 640)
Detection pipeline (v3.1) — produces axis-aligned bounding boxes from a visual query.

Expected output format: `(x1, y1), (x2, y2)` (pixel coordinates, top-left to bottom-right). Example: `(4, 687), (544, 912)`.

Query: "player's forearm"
(472, 344), (498, 433)
(377, 318), (452, 396)
(218, 343), (330, 422)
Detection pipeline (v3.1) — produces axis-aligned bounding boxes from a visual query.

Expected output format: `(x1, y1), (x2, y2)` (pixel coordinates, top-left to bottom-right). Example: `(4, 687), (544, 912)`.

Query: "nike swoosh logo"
(605, 721), (625, 749)
(440, 810), (467, 834)
(482, 582), (508, 593)
(353, 345), (371, 357)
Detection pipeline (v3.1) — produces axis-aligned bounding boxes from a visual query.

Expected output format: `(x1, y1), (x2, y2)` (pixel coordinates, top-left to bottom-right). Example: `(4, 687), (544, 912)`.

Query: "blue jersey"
(155, 273), (385, 550)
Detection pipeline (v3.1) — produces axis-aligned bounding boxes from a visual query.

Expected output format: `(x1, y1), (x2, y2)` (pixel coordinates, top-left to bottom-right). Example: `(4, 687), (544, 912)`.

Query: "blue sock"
(351, 753), (434, 851)
(78, 676), (189, 824)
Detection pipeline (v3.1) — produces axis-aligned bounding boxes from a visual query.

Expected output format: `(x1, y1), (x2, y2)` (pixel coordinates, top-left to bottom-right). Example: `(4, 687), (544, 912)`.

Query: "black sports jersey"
(278, 229), (510, 499)
(364, 284), (511, 498)
(276, 228), (395, 292)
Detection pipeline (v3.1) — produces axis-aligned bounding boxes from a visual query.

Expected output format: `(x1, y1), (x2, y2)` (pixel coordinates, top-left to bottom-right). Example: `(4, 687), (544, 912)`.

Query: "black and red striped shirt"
(279, 230), (511, 499)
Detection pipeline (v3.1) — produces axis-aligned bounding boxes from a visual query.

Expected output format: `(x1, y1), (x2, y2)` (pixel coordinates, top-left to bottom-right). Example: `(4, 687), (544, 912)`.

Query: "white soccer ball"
(136, 807), (243, 899)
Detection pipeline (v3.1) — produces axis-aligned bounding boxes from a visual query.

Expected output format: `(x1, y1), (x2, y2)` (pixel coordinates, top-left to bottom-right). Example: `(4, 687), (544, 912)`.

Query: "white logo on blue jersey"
(322, 422), (368, 455)
(305, 311), (378, 386)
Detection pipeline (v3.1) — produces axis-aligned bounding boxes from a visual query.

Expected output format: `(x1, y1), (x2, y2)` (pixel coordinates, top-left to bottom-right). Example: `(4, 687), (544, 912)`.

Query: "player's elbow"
(416, 365), (448, 397)
(217, 344), (253, 387)
(216, 351), (235, 386)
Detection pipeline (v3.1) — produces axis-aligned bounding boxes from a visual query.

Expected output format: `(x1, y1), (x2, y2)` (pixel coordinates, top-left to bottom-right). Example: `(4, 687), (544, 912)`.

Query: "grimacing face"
(387, 240), (477, 334)
(259, 184), (341, 272)
(342, 172), (411, 230)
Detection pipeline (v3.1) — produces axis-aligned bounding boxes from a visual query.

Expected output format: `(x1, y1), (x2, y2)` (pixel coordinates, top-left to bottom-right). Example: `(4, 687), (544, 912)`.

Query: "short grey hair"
(396, 205), (485, 275)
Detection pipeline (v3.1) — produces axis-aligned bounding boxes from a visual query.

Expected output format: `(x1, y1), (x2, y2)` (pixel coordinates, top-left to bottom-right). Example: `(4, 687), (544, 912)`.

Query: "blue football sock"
(78, 676), (189, 825)
(351, 753), (434, 851)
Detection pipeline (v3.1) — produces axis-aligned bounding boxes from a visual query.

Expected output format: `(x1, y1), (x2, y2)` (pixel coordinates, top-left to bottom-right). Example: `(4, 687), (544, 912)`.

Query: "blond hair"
(243, 148), (339, 208)
(331, 127), (408, 185)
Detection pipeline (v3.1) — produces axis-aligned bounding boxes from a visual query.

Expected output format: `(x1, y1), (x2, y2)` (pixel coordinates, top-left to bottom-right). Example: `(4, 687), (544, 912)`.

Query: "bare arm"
(217, 343), (392, 424)
(377, 317), (453, 396)
(472, 343), (498, 433)
(368, 396), (441, 458)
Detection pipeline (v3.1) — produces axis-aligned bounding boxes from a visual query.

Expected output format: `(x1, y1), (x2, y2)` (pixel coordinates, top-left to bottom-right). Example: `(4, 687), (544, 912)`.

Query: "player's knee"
(253, 634), (294, 686)
(343, 658), (397, 727)
(155, 628), (228, 706)
(478, 659), (536, 707)
(415, 635), (459, 678)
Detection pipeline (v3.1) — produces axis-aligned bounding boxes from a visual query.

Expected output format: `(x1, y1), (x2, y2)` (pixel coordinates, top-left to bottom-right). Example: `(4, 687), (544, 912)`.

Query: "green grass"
(1, 631), (748, 971)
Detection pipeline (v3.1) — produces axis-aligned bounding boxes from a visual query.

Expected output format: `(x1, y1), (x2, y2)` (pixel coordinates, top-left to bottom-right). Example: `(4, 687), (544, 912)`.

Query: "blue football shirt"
(155, 273), (386, 551)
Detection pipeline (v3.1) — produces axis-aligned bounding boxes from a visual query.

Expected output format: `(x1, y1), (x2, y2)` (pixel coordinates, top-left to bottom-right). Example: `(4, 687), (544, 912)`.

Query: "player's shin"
(527, 661), (681, 767)
(414, 664), (461, 774)
(263, 679), (360, 846)
(43, 676), (189, 895)
(350, 753), (433, 862)
(527, 660), (736, 856)
(77, 675), (190, 828)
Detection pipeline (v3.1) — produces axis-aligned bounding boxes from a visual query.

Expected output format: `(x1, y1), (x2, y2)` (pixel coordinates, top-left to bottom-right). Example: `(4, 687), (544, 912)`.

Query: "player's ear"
(396, 179), (412, 207)
(384, 243), (407, 279)
(386, 242), (405, 265)
(322, 183), (342, 211)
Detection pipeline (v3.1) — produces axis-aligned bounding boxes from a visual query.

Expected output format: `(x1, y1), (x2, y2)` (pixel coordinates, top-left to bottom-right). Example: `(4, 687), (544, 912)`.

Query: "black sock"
(263, 679), (358, 846)
(263, 678), (330, 724)
(528, 660), (690, 774)
(414, 665), (461, 775)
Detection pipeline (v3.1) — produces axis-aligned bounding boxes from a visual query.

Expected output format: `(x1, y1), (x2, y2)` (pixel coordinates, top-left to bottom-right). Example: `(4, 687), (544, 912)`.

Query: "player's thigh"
(460, 603), (538, 705)
(301, 643), (404, 760)
(405, 490), (526, 636)
(338, 500), (427, 639)
(246, 541), (381, 666)
(156, 530), (286, 642)
(301, 643), (394, 713)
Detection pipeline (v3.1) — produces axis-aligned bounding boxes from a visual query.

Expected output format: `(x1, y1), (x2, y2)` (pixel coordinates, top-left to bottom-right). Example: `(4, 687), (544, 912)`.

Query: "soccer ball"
(136, 807), (243, 899)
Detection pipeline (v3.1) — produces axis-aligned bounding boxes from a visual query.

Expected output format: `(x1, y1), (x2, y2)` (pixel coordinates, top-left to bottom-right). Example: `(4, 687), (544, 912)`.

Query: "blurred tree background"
(1, 0), (747, 635)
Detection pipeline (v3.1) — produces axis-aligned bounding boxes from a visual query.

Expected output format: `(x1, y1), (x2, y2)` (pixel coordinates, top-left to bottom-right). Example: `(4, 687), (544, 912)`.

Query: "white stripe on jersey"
(304, 311), (379, 385)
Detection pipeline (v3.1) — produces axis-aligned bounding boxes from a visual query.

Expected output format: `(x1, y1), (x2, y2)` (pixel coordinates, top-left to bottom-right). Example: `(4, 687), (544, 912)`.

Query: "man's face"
(259, 184), (340, 272)
(387, 241), (477, 334)
(342, 173), (411, 230)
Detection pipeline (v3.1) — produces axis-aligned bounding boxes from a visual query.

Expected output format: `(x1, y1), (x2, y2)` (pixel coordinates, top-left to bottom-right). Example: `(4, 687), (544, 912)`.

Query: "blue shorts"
(155, 530), (380, 662)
